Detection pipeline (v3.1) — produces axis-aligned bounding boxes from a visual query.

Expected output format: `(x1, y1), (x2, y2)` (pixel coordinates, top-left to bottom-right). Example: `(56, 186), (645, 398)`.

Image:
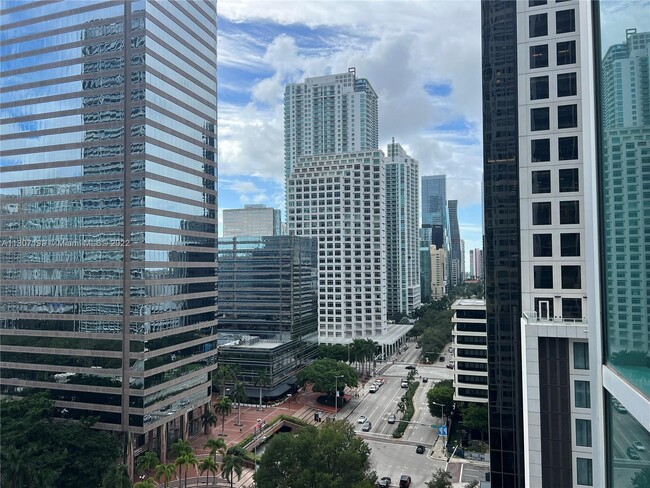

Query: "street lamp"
(334, 375), (344, 417)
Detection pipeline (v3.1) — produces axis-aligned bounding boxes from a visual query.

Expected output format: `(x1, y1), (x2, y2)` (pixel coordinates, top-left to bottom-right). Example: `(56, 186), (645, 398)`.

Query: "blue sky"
(217, 0), (484, 255)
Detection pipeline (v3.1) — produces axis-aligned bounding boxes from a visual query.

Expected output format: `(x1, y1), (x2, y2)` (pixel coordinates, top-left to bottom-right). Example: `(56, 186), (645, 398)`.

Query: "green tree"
(464, 480), (480, 488)
(461, 403), (489, 444)
(427, 380), (454, 418)
(204, 437), (227, 465)
(632, 467), (650, 488)
(215, 364), (234, 395)
(100, 464), (131, 488)
(171, 439), (192, 458)
(231, 380), (249, 427)
(255, 420), (376, 488)
(133, 479), (156, 488)
(221, 452), (244, 488)
(426, 469), (452, 488)
(154, 463), (176, 488)
(201, 405), (218, 437)
(254, 370), (270, 409)
(175, 451), (198, 488)
(297, 358), (358, 404)
(214, 396), (233, 436)
(198, 457), (219, 486)
(136, 451), (160, 478)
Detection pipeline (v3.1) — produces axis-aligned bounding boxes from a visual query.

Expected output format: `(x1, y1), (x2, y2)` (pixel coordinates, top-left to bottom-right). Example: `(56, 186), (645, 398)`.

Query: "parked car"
(415, 345), (420, 349)
(387, 414), (396, 424)
(369, 385), (378, 393)
(399, 475), (411, 488)
(357, 415), (368, 424)
(439, 356), (445, 362)
(627, 447), (641, 460)
(448, 347), (453, 353)
(377, 477), (391, 487)
(446, 362), (454, 369)
(362, 421), (372, 432)
(416, 445), (426, 454)
(422, 377), (428, 383)
(633, 441), (646, 451)
(405, 365), (416, 370)
(376, 378), (385, 385)
(401, 381), (408, 388)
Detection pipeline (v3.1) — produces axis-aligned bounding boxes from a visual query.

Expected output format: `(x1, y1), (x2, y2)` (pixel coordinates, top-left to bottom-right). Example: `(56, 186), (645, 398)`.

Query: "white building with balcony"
(451, 299), (488, 404)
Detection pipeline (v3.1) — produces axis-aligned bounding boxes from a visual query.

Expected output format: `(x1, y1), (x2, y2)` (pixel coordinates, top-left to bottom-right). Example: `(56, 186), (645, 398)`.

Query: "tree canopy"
(255, 420), (376, 488)
(427, 379), (454, 418)
(297, 358), (358, 396)
(0, 393), (122, 488)
(426, 468), (452, 488)
(461, 403), (489, 443)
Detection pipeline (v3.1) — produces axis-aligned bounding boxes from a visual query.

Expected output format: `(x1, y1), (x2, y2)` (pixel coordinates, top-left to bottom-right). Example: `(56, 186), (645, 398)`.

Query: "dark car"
(405, 365), (416, 370)
(362, 421), (372, 432)
(439, 356), (445, 362)
(387, 414), (396, 424)
(416, 445), (426, 454)
(399, 475), (411, 488)
(422, 377), (428, 383)
(377, 477), (391, 487)
(627, 447), (641, 460)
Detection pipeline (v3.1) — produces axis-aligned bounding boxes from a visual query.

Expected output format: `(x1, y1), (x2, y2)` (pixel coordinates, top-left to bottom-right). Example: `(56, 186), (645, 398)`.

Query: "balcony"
(522, 311), (586, 327)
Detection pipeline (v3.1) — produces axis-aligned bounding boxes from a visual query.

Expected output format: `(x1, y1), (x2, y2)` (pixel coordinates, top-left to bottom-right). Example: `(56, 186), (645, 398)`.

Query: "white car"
(357, 415), (368, 424)
(633, 441), (646, 451)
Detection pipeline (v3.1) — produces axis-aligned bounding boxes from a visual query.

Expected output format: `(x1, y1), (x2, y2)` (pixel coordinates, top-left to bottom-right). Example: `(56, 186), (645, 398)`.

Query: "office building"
(283, 68), (379, 180)
(420, 231), (433, 303)
(216, 236), (318, 398)
(430, 245), (447, 300)
(386, 141), (421, 316)
(222, 204), (282, 237)
(451, 299), (488, 404)
(590, 17), (650, 488)
(286, 150), (410, 356)
(421, 175), (448, 231)
(0, 0), (218, 463)
(470, 248), (484, 280)
(448, 199), (462, 286)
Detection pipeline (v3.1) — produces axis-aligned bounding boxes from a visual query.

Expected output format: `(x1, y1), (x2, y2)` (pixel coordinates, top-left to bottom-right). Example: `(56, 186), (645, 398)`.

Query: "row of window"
(533, 296), (583, 319)
(531, 72), (577, 99)
(532, 200), (580, 225)
(532, 232), (580, 257)
(530, 41), (576, 68)
(533, 265), (582, 289)
(531, 104), (578, 131)
(532, 137), (578, 162)
(529, 9), (575, 38)
(531, 168), (580, 193)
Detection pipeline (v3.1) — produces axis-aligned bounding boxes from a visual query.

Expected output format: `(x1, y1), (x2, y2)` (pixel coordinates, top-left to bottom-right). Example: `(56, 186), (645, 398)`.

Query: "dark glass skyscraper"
(481, 1), (524, 486)
(0, 0), (218, 458)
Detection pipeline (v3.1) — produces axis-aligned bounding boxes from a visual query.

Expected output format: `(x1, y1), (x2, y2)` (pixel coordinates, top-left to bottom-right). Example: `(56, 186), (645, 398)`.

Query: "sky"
(216, 0), (482, 254)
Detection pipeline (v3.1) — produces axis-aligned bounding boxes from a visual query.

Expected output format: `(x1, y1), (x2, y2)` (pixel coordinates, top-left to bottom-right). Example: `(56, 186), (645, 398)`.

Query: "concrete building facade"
(451, 299), (488, 404)
(222, 204), (282, 238)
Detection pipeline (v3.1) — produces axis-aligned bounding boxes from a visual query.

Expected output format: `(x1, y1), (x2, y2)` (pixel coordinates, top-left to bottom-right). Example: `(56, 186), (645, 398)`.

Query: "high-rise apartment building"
(420, 230), (433, 303)
(429, 245), (447, 300)
(483, 2), (649, 487)
(448, 199), (462, 286)
(0, 0), (218, 462)
(386, 142), (420, 316)
(283, 68), (379, 180)
(222, 204), (282, 237)
(451, 299), (488, 404)
(469, 248), (483, 280)
(421, 175), (447, 231)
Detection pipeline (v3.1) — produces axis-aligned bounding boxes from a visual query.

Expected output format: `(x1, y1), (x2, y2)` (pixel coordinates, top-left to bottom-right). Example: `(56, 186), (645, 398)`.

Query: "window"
(532, 107), (550, 131)
(575, 381), (591, 407)
(529, 13), (548, 37)
(558, 104), (578, 128)
(532, 170), (551, 193)
(534, 297), (554, 318)
(574, 343), (589, 369)
(530, 76), (549, 100)
(563, 298), (582, 319)
(533, 234), (553, 257)
(559, 136), (578, 160)
(532, 139), (551, 162)
(576, 419), (592, 447)
(561, 265), (581, 289)
(556, 9), (575, 33)
(530, 45), (549, 68)
(576, 458), (593, 486)
(559, 168), (579, 192)
(561, 233), (580, 256)
(529, 0), (546, 5)
(533, 202), (552, 225)
(534, 265), (553, 288)
(557, 72), (577, 97)
(560, 200), (580, 224)
(557, 40), (576, 65)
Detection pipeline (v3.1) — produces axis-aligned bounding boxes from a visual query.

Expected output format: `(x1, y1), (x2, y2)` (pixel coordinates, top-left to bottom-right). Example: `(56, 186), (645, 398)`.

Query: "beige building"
(430, 244), (447, 299)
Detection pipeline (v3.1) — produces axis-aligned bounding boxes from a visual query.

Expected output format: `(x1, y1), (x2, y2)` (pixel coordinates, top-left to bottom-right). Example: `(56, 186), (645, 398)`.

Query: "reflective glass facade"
(0, 0), (218, 436)
(595, 2), (650, 486)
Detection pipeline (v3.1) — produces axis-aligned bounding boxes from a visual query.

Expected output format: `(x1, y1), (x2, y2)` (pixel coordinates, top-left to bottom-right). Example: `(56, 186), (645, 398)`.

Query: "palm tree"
(154, 463), (176, 488)
(175, 451), (198, 488)
(215, 364), (233, 395)
(204, 437), (227, 465)
(221, 452), (244, 488)
(133, 479), (156, 488)
(136, 450), (160, 478)
(201, 404), (218, 437)
(171, 438), (192, 458)
(198, 457), (219, 487)
(231, 380), (248, 427)
(254, 371), (269, 409)
(214, 396), (233, 436)
(351, 338), (366, 374)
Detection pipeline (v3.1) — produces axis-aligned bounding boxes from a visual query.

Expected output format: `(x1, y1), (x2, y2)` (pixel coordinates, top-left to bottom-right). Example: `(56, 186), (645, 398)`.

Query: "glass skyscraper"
(0, 0), (218, 458)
